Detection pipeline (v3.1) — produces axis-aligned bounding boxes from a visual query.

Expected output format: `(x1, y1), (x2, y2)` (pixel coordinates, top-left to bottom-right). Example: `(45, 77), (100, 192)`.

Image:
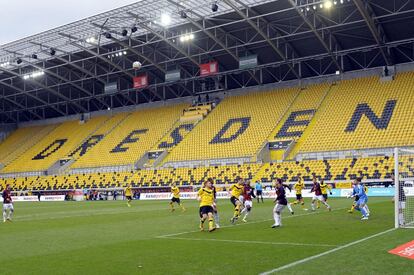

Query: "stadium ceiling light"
(123, 51), (127, 55)
(16, 58), (22, 64)
(131, 26), (138, 33)
(160, 13), (172, 26)
(121, 29), (128, 36)
(49, 48), (56, 56)
(105, 32), (112, 39)
(179, 33), (195, 42)
(86, 36), (97, 44)
(31, 54), (38, 59)
(23, 70), (45, 80)
(0, 61), (10, 67)
(324, 1), (333, 9)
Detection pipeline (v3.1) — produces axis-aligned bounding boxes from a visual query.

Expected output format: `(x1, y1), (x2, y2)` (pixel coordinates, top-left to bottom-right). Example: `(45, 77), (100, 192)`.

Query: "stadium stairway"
(264, 83), (332, 161)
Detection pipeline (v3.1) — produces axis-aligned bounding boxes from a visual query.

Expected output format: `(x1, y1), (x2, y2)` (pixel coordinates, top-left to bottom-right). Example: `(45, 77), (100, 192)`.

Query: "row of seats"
(1, 156), (413, 190)
(299, 72), (414, 153)
(164, 88), (299, 162)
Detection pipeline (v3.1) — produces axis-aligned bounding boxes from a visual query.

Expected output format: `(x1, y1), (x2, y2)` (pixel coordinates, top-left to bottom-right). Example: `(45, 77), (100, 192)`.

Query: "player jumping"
(310, 177), (331, 211)
(170, 183), (186, 212)
(197, 180), (216, 232)
(229, 178), (245, 224)
(2, 184), (14, 222)
(271, 179), (291, 228)
(240, 180), (256, 222)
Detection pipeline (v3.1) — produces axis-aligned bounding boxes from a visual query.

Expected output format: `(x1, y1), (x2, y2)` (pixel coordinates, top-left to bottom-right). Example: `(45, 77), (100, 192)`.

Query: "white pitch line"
(156, 207), (347, 238)
(160, 237), (338, 247)
(259, 227), (396, 275)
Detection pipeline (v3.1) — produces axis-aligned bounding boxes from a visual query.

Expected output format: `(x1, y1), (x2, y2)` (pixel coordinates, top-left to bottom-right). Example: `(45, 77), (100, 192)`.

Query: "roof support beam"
(353, 0), (393, 65)
(287, 0), (342, 73)
(223, 0), (300, 79)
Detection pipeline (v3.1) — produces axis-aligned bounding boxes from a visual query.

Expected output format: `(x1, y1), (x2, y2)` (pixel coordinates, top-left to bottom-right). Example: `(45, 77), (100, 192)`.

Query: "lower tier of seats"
(1, 155), (413, 191)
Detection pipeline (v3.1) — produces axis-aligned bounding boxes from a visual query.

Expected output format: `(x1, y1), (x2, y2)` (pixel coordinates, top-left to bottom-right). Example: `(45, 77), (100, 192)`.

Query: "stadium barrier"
(11, 195), (65, 202)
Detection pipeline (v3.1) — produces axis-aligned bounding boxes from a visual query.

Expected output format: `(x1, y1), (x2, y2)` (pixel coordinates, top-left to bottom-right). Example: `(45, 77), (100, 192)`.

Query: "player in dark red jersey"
(310, 177), (331, 211)
(2, 184), (14, 222)
(271, 179), (292, 228)
(240, 180), (256, 222)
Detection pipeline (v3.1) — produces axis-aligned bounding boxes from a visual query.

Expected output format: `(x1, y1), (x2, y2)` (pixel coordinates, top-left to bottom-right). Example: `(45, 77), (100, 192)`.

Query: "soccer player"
(240, 180), (256, 222)
(255, 181), (264, 203)
(317, 180), (332, 208)
(208, 178), (221, 229)
(125, 184), (133, 207)
(310, 177), (331, 211)
(348, 180), (369, 215)
(197, 180), (216, 232)
(169, 183), (186, 212)
(271, 179), (291, 228)
(290, 178), (307, 210)
(2, 184), (13, 222)
(229, 178), (245, 224)
(349, 178), (369, 220)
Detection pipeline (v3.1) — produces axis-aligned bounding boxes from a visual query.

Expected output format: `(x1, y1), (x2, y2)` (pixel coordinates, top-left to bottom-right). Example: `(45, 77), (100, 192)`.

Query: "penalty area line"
(259, 227), (396, 275)
(156, 207), (346, 238)
(159, 237), (338, 247)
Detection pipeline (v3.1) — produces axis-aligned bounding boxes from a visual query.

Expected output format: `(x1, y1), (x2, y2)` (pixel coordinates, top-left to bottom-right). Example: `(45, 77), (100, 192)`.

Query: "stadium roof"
(1, 0), (414, 123)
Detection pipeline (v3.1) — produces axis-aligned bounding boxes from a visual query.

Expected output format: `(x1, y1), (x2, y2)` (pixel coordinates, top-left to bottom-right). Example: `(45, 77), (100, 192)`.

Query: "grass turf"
(0, 197), (413, 274)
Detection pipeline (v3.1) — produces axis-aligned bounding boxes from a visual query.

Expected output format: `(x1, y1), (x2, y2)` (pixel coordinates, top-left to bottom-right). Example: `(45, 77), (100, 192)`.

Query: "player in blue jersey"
(348, 178), (369, 220)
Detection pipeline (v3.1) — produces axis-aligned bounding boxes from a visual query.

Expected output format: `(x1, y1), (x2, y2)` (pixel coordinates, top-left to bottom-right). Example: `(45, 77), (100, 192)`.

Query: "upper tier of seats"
(165, 88), (299, 162)
(3, 116), (109, 172)
(299, 72), (414, 153)
(71, 104), (186, 168)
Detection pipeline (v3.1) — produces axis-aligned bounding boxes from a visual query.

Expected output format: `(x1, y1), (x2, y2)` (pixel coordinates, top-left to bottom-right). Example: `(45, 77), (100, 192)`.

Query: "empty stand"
(298, 73), (414, 154)
(71, 104), (186, 169)
(165, 88), (299, 163)
(2, 116), (109, 172)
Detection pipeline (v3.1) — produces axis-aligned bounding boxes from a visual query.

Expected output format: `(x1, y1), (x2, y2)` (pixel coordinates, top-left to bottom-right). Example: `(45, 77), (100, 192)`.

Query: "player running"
(317, 180), (332, 208)
(240, 180), (256, 222)
(125, 184), (133, 207)
(208, 178), (221, 228)
(169, 183), (186, 212)
(197, 180), (216, 232)
(310, 178), (331, 211)
(290, 178), (307, 210)
(271, 179), (292, 228)
(229, 178), (245, 224)
(2, 184), (14, 222)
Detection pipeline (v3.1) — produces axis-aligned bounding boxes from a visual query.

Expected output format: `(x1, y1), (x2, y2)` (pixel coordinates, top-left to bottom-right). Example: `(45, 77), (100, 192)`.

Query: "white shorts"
(239, 195), (244, 204)
(313, 195), (324, 201)
(3, 203), (14, 212)
(273, 204), (286, 213)
(244, 200), (253, 208)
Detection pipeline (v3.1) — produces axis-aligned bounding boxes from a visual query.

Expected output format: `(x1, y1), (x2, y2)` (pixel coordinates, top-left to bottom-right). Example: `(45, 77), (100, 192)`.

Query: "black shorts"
(171, 197), (180, 204)
(230, 196), (240, 207)
(199, 206), (214, 215)
(296, 194), (302, 200)
(322, 194), (328, 200)
(126, 196), (132, 200)
(256, 190), (263, 196)
(354, 195), (359, 202)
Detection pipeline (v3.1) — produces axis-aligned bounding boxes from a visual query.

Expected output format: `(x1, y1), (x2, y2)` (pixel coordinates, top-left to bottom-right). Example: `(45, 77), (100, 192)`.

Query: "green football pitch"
(0, 197), (413, 274)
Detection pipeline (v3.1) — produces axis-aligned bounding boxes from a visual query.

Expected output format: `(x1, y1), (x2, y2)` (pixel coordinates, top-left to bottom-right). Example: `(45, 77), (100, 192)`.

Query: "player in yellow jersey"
(229, 178), (245, 224)
(317, 180), (332, 208)
(169, 183), (186, 212)
(125, 184), (133, 207)
(197, 180), (216, 232)
(290, 178), (307, 210)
